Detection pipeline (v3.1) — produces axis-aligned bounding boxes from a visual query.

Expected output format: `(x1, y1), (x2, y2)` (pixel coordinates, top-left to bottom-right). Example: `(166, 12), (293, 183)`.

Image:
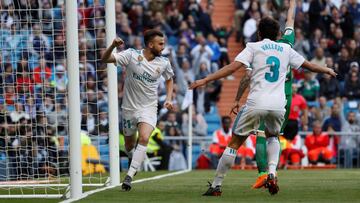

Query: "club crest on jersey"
(138, 55), (143, 62)
(156, 67), (161, 74)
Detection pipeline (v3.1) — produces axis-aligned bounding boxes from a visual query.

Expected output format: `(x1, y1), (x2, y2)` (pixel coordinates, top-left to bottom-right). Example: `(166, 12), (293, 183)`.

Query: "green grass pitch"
(3, 169), (360, 203)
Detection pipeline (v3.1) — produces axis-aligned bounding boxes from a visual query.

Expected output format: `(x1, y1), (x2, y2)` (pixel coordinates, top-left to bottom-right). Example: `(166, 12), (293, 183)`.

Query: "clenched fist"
(164, 100), (173, 110)
(112, 38), (124, 47)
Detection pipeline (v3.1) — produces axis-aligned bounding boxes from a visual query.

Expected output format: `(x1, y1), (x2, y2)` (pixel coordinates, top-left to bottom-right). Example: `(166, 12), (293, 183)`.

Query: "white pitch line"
(132, 169), (191, 184)
(59, 169), (191, 203)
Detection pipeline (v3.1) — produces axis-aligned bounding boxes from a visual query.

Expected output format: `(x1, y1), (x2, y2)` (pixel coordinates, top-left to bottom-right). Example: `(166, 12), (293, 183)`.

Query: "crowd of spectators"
(209, 0), (360, 167)
(0, 0), (230, 177)
(0, 0), (359, 177)
(233, 0), (360, 166)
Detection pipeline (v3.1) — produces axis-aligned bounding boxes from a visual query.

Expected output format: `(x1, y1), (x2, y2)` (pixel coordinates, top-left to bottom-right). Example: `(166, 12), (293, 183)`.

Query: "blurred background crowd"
(0, 0), (359, 178)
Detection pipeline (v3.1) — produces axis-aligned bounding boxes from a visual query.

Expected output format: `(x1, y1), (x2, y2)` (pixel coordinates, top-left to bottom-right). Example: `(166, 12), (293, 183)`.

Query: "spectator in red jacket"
(33, 58), (52, 84)
(16, 71), (33, 94)
(209, 116), (255, 168)
(209, 116), (232, 169)
(288, 84), (308, 133)
(305, 120), (333, 164)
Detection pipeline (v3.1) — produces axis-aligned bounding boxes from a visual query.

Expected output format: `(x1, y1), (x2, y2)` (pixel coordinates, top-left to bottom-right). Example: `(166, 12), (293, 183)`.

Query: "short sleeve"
(234, 45), (253, 70)
(289, 48), (305, 70)
(162, 60), (174, 80)
(112, 49), (132, 67)
(278, 27), (295, 47)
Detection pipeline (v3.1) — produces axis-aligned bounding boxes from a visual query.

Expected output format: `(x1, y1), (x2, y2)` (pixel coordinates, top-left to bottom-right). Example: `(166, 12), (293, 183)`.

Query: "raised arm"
(189, 61), (245, 89)
(285, 0), (296, 28)
(101, 38), (124, 63)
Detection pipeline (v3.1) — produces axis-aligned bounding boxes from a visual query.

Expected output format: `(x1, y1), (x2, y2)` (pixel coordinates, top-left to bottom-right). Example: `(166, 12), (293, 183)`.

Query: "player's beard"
(151, 48), (162, 57)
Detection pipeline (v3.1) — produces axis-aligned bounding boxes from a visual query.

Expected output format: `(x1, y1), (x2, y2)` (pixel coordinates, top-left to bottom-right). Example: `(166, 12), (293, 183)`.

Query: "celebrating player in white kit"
(189, 17), (336, 196)
(102, 29), (174, 191)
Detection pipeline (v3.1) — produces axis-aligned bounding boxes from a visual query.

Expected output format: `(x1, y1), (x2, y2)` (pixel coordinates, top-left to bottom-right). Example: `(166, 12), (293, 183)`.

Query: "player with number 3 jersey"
(230, 0), (298, 189)
(189, 17), (336, 196)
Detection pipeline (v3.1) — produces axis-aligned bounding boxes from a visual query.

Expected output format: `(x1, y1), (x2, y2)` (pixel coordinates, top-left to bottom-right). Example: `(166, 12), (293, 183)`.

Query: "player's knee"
(228, 134), (247, 149)
(125, 141), (135, 151)
(138, 136), (150, 146)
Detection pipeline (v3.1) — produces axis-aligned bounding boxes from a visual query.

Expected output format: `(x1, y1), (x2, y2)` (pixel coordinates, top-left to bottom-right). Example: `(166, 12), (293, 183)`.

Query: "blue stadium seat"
(100, 155), (110, 171)
(63, 136), (69, 151)
(307, 101), (319, 108)
(204, 113), (221, 124)
(326, 100), (334, 107)
(204, 105), (221, 136)
(100, 155), (109, 162)
(191, 144), (202, 169)
(207, 123), (220, 136)
(99, 137), (108, 145)
(120, 158), (129, 171)
(91, 137), (108, 147)
(344, 100), (359, 116)
(99, 145), (109, 155)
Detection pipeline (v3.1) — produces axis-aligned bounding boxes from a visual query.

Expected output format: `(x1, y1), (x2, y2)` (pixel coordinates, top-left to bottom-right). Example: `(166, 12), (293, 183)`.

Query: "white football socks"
(212, 147), (237, 187)
(266, 137), (280, 175)
(127, 144), (147, 178)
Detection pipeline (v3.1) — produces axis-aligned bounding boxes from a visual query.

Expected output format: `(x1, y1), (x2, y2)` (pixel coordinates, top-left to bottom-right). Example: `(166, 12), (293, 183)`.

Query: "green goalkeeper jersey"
(277, 27), (295, 97)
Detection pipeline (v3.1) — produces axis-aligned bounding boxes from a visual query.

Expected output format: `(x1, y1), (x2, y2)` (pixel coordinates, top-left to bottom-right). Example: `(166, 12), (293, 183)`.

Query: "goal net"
(0, 0), (196, 199)
(0, 0), (111, 198)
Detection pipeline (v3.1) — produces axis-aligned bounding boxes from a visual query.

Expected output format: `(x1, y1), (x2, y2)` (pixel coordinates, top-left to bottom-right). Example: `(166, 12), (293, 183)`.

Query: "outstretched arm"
(189, 61), (244, 89)
(285, 0), (296, 28)
(230, 70), (251, 115)
(234, 71), (251, 102)
(101, 38), (124, 63)
(301, 61), (337, 77)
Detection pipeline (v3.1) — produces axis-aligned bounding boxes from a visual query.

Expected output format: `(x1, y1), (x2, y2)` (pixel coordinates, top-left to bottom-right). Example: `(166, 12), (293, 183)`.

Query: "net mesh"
(0, 0), (110, 197)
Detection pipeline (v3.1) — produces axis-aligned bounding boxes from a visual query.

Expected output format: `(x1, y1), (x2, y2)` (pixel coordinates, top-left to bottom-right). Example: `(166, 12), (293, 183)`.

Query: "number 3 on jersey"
(265, 56), (280, 82)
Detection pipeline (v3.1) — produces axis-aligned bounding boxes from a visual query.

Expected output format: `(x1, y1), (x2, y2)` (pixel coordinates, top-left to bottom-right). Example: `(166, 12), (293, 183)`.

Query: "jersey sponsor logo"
(132, 71), (157, 83)
(284, 29), (293, 35)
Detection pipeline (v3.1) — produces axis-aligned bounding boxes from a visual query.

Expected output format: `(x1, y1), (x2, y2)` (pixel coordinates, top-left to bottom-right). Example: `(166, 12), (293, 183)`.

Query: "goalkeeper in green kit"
(230, 0), (297, 189)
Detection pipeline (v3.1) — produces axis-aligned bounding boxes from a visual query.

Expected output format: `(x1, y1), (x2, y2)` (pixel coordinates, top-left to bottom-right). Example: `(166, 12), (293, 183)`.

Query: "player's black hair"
(144, 29), (164, 47)
(258, 17), (280, 41)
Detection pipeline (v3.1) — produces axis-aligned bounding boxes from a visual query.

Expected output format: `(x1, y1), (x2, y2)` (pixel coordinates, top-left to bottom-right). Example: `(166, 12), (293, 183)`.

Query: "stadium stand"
(0, 0), (359, 180)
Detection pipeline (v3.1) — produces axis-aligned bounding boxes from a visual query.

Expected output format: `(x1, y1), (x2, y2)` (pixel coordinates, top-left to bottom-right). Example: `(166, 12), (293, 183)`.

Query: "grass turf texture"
(2, 169), (360, 203)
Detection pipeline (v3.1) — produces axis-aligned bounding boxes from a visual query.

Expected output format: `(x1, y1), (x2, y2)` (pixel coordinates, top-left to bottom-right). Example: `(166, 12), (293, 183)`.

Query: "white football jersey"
(113, 48), (174, 111)
(235, 39), (305, 110)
